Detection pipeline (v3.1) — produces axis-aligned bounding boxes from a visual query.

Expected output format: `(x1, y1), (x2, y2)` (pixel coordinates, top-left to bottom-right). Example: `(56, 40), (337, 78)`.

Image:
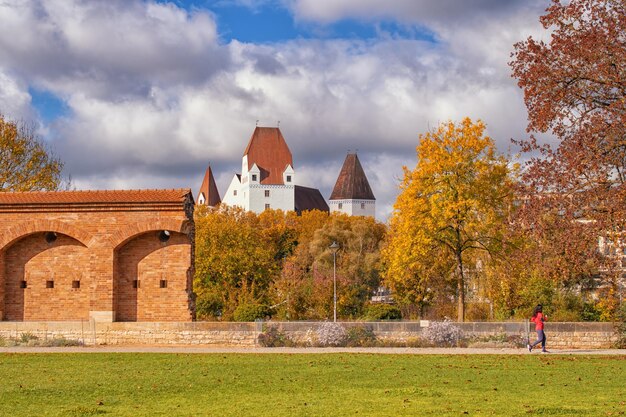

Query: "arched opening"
(2, 232), (89, 321)
(113, 230), (191, 322)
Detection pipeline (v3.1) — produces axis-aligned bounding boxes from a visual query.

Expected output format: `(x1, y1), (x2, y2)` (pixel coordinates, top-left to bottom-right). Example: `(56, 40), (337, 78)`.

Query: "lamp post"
(329, 241), (340, 322)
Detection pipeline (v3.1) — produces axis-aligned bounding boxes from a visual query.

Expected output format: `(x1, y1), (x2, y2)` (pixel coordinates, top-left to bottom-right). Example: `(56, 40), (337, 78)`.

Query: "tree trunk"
(455, 249), (465, 322)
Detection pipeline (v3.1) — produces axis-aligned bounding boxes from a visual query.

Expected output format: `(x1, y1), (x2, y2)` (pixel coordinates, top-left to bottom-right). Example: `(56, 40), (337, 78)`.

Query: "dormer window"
(252, 174), (257, 182)
(286, 175), (291, 182)
(233, 190), (237, 196)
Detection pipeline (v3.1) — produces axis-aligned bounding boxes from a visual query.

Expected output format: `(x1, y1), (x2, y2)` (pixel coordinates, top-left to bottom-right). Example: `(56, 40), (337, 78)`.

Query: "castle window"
(361, 203), (365, 209)
(338, 203), (343, 209)
(72, 280), (81, 289)
(46, 280), (54, 289)
(20, 281), (27, 289)
(132, 280), (140, 289)
(234, 190), (237, 196)
(286, 175), (291, 182)
(252, 174), (257, 181)
(265, 190), (270, 197)
(160, 279), (168, 288)
(265, 203), (270, 210)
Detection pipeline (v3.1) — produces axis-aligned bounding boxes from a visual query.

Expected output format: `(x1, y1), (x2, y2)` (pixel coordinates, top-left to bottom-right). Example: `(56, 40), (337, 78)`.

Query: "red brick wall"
(114, 232), (191, 321)
(4, 233), (90, 321)
(0, 195), (194, 322)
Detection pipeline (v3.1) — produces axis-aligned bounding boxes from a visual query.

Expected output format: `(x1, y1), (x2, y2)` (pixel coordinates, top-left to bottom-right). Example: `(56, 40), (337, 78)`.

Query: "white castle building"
(198, 126), (375, 217)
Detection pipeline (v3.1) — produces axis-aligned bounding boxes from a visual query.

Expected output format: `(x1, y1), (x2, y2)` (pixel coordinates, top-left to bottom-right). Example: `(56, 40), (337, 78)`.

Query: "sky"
(0, 0), (551, 221)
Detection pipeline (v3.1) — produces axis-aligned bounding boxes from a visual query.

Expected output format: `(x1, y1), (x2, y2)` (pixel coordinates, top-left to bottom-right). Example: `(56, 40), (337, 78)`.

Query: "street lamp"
(329, 241), (340, 322)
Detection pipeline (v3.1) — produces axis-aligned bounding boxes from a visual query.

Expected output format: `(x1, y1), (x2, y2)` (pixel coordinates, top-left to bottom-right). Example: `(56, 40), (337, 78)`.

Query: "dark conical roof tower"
(330, 153), (375, 201)
(197, 165), (221, 207)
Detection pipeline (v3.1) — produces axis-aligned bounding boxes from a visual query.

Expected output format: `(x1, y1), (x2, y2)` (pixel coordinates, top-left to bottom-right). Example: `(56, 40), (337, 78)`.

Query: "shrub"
(581, 302), (602, 322)
(363, 304), (402, 321)
(316, 322), (347, 347)
(0, 335), (5, 347)
(469, 333), (526, 348)
(195, 294), (224, 320)
(345, 325), (377, 347)
(233, 303), (270, 322)
(19, 332), (38, 344)
(46, 337), (83, 347)
(421, 319), (463, 347)
(466, 303), (491, 321)
(257, 326), (293, 347)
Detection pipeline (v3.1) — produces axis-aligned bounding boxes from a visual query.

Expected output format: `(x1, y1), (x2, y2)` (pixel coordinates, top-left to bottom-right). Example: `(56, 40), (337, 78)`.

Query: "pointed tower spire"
(197, 165), (221, 207)
(329, 153), (375, 217)
(330, 153), (375, 200)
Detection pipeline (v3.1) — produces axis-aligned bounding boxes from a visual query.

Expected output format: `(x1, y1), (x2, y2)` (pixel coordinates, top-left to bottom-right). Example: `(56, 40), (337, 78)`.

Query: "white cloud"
(285, 0), (544, 25)
(0, 0), (550, 221)
(0, 0), (225, 99)
(0, 70), (34, 121)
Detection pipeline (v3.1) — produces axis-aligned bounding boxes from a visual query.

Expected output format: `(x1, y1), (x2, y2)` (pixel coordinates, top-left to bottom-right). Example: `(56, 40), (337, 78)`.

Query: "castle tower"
(223, 126), (295, 213)
(329, 152), (375, 217)
(197, 165), (221, 207)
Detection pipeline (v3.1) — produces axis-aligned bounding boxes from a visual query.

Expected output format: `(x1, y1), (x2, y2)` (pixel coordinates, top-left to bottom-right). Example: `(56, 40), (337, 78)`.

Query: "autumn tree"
(269, 209), (328, 320)
(0, 115), (64, 191)
(382, 118), (514, 322)
(510, 0), (626, 316)
(194, 205), (281, 320)
(270, 212), (386, 321)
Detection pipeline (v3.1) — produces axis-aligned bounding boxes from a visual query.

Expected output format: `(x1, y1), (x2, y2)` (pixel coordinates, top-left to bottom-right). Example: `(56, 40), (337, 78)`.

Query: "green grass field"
(0, 353), (624, 416)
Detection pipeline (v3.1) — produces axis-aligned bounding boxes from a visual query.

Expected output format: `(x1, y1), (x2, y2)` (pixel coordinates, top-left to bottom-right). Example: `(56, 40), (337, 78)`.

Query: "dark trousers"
(531, 329), (546, 350)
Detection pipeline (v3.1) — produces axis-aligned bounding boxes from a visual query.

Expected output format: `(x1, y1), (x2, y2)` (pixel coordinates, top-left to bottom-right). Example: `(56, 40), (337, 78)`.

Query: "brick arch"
(110, 218), (191, 250)
(0, 219), (95, 251)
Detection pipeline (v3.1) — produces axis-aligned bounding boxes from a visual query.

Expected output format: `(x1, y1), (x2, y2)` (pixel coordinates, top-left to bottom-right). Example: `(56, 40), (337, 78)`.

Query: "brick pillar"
(0, 250), (4, 320)
(89, 247), (115, 322)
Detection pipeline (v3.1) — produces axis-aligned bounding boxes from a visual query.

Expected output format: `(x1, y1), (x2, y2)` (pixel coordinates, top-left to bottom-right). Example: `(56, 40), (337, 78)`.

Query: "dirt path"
(1, 346), (625, 354)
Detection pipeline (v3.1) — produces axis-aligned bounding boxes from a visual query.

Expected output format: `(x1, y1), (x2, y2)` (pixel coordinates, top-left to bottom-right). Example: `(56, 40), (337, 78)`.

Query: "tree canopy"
(194, 206), (386, 321)
(510, 0), (626, 317)
(510, 0), (626, 226)
(0, 115), (64, 191)
(382, 118), (514, 322)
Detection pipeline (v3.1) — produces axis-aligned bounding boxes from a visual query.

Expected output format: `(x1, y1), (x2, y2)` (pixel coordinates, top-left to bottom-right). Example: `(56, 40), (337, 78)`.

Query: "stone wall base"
(0, 321), (619, 349)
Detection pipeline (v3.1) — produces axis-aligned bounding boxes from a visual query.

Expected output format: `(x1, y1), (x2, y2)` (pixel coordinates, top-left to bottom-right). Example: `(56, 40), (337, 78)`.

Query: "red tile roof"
(243, 127), (293, 185)
(197, 165), (221, 206)
(329, 153), (375, 200)
(0, 189), (192, 205)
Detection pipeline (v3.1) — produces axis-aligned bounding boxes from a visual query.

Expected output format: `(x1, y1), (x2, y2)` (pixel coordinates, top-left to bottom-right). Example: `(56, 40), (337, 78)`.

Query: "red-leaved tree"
(510, 0), (626, 316)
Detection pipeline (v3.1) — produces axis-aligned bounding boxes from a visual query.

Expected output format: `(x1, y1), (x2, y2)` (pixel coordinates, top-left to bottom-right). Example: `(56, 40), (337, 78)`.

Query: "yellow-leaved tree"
(382, 118), (514, 321)
(0, 115), (64, 191)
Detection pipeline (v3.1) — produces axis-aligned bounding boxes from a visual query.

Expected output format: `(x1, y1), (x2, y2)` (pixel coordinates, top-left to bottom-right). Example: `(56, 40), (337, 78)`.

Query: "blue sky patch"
(29, 88), (69, 123)
(164, 0), (436, 44)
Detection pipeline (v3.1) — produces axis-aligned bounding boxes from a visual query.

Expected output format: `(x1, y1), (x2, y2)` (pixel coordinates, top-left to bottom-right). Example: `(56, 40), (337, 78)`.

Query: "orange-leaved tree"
(194, 205), (280, 320)
(382, 118), (515, 322)
(0, 114), (64, 191)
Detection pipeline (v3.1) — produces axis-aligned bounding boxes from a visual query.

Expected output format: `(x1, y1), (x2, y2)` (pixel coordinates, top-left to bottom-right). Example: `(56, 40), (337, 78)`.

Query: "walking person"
(527, 304), (548, 353)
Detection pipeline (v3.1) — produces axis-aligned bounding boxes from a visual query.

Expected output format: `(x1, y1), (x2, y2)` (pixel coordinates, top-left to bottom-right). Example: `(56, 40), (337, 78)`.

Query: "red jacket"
(531, 312), (547, 330)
